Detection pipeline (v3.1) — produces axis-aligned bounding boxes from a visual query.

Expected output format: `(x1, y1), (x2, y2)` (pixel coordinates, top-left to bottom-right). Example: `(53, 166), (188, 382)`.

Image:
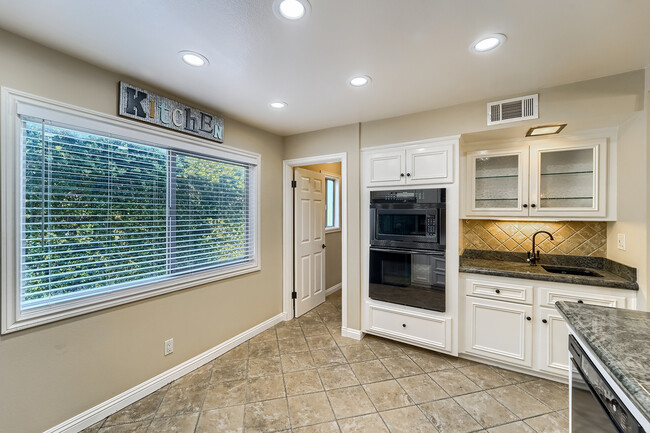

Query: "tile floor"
(81, 291), (569, 433)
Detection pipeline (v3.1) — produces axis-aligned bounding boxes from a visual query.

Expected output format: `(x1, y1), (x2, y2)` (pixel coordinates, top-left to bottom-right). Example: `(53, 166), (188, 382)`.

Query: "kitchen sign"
(118, 81), (224, 143)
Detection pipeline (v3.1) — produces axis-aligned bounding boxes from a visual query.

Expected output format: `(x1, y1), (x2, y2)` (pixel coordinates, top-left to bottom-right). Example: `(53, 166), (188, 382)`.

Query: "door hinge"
(291, 291), (297, 299)
(291, 180), (297, 188)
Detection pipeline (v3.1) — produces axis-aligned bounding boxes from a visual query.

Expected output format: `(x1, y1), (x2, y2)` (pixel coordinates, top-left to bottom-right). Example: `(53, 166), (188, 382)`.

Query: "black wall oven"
(369, 189), (446, 312)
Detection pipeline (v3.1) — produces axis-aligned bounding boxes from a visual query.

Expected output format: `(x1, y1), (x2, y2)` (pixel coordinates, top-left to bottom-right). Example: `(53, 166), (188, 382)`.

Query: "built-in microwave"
(369, 188), (446, 251)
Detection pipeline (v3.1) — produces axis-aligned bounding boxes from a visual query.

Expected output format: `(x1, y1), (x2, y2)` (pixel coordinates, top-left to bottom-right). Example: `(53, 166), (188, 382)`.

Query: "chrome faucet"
(527, 230), (554, 266)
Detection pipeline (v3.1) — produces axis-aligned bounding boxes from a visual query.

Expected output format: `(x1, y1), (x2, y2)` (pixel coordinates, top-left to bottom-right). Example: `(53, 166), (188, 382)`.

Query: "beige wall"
(283, 124), (361, 328)
(0, 29), (284, 433)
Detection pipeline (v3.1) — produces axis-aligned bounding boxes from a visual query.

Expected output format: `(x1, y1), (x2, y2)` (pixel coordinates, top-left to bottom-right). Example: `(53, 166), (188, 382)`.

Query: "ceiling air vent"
(487, 94), (538, 126)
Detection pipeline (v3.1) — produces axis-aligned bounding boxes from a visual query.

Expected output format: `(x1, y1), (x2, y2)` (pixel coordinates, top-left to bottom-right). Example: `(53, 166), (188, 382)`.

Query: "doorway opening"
(282, 153), (348, 331)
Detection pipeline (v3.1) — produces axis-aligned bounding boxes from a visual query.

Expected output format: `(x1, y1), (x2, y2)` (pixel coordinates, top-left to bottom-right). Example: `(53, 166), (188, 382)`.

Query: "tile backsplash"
(462, 220), (607, 257)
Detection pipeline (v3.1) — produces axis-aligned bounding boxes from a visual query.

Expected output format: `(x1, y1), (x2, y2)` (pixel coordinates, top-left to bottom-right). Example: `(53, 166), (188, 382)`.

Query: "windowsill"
(325, 228), (341, 234)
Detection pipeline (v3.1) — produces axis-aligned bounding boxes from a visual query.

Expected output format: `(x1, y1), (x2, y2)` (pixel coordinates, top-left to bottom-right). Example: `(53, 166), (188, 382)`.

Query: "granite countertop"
(556, 301), (650, 423)
(459, 249), (638, 291)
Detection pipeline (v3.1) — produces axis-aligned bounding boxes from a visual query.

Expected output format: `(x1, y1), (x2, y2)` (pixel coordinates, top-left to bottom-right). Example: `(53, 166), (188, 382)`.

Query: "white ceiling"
(1, 0), (649, 136)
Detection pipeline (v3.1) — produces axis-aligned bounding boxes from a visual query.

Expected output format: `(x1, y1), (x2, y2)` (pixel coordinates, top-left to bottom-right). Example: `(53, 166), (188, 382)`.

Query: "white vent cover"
(487, 94), (538, 125)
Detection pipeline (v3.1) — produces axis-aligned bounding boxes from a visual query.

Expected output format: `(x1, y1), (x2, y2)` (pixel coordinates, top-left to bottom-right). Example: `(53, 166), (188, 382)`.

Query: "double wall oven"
(369, 189), (446, 312)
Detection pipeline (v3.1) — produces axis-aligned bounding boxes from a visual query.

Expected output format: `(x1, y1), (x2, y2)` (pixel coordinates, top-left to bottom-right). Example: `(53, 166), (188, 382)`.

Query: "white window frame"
(1, 88), (261, 334)
(323, 171), (341, 233)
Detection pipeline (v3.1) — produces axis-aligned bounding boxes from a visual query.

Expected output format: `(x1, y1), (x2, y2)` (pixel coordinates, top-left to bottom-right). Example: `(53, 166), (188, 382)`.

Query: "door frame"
(282, 153), (348, 330)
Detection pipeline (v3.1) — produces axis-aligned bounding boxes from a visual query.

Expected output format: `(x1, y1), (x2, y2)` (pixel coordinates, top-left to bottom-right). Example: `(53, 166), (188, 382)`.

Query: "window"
(325, 176), (340, 231)
(2, 89), (260, 333)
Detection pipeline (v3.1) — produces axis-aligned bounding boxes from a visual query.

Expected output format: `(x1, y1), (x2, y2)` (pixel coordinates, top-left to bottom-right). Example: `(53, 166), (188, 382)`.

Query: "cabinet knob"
(523, 204), (528, 208)
(531, 203), (537, 208)
(495, 289), (501, 294)
(526, 316), (532, 321)
(406, 173), (411, 177)
(402, 323), (407, 328)
(577, 300), (584, 304)
(400, 173), (405, 177)
(542, 319), (548, 324)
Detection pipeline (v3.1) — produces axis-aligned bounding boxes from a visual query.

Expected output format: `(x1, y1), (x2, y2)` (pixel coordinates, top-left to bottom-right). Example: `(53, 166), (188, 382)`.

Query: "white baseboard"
(45, 313), (286, 433)
(341, 327), (364, 340)
(325, 283), (342, 297)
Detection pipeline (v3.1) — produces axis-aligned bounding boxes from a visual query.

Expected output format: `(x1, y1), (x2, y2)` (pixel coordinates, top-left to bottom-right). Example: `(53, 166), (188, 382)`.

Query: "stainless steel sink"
(541, 265), (603, 277)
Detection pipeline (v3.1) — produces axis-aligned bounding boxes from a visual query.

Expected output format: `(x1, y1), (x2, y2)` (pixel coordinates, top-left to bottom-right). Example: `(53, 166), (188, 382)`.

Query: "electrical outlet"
(617, 233), (626, 251)
(164, 338), (174, 356)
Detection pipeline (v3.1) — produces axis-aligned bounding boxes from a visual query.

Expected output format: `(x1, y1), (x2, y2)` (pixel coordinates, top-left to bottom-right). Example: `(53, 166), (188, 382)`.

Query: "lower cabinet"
(464, 297), (533, 367)
(537, 306), (570, 376)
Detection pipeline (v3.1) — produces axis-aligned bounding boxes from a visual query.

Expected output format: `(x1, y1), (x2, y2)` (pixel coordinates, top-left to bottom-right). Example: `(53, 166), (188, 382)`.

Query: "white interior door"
(294, 167), (326, 317)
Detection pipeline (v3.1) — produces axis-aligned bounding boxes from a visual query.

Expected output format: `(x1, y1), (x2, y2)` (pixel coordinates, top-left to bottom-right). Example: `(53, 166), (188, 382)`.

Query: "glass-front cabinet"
(465, 138), (607, 218)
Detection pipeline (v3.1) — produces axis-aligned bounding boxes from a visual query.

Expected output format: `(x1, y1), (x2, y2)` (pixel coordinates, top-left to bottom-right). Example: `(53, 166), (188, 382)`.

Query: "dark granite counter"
(556, 302), (650, 423)
(459, 249), (638, 291)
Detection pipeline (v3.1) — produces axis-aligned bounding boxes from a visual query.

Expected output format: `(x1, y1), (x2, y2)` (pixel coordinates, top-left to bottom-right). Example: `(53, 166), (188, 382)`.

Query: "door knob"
(542, 319), (548, 324)
(400, 173), (405, 177)
(322, 244), (326, 249)
(523, 204), (528, 208)
(526, 316), (532, 321)
(406, 173), (411, 177)
(531, 204), (536, 208)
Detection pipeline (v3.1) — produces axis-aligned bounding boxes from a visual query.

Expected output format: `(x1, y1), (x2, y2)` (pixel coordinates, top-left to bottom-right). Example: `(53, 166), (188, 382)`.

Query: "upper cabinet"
(367, 140), (455, 187)
(465, 138), (609, 219)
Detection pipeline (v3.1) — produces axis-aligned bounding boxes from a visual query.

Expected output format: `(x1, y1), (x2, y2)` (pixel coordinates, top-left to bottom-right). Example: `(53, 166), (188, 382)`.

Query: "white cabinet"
(537, 307), (570, 376)
(465, 138), (608, 218)
(464, 295), (533, 367)
(366, 140), (454, 186)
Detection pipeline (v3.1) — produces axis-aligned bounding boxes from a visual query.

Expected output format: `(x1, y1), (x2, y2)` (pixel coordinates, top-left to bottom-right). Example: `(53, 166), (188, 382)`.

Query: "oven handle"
(369, 246), (445, 256)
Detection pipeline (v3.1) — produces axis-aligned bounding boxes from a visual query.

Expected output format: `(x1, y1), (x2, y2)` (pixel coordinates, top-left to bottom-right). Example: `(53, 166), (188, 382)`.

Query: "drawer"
(367, 303), (451, 352)
(538, 287), (627, 308)
(465, 277), (533, 304)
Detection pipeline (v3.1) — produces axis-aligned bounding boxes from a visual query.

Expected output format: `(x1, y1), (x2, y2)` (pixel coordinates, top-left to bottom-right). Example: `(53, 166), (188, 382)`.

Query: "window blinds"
(20, 119), (255, 310)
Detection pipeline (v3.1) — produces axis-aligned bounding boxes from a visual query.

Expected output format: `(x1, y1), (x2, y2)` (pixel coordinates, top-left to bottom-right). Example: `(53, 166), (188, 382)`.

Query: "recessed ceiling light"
(179, 51), (209, 67)
(470, 34), (507, 53)
(349, 75), (371, 87)
(526, 124), (567, 137)
(269, 101), (288, 109)
(273, 0), (311, 21)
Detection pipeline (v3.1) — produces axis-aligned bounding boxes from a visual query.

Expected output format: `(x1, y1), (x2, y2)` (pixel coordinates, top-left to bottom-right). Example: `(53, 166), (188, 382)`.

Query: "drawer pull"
(495, 289), (501, 294)
(577, 300), (584, 304)
(402, 323), (407, 328)
(526, 316), (532, 321)
(542, 319), (548, 324)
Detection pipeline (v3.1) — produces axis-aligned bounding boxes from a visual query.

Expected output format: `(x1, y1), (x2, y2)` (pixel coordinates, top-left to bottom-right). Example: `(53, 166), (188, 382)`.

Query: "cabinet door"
(405, 142), (453, 184)
(367, 150), (406, 186)
(466, 149), (529, 217)
(529, 139), (607, 217)
(537, 307), (570, 377)
(464, 297), (533, 367)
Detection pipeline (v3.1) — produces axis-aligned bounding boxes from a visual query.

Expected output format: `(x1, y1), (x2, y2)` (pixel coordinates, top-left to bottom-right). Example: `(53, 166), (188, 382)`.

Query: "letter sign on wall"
(118, 82), (224, 143)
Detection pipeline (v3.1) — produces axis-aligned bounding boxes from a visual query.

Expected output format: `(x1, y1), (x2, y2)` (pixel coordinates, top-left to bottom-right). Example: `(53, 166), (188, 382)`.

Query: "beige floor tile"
(556, 408), (569, 419)
(363, 380), (413, 411)
(249, 340), (280, 358)
(276, 325), (302, 340)
(524, 412), (569, 433)
(487, 421), (537, 433)
(219, 344), (249, 361)
(338, 413), (390, 433)
(349, 359), (393, 384)
(250, 328), (277, 342)
(104, 387), (166, 425)
(287, 392), (335, 428)
(340, 344), (377, 363)
(454, 392), (518, 429)
(171, 363), (213, 389)
(331, 332), (366, 347)
(98, 422), (148, 433)
(248, 356), (283, 377)
(284, 369), (324, 396)
(155, 384), (207, 418)
(364, 338), (405, 358)
(246, 374), (286, 402)
(379, 405), (438, 433)
(488, 385), (552, 419)
(419, 398), (482, 433)
(381, 356), (425, 378)
(429, 369), (481, 397)
(318, 364), (360, 390)
(310, 348), (347, 368)
(440, 355), (478, 368)
(203, 380), (246, 410)
(212, 359), (248, 383)
(408, 352), (454, 373)
(278, 336), (310, 354)
(493, 368), (537, 384)
(301, 322), (331, 337)
(281, 352), (316, 373)
(293, 421), (340, 433)
(327, 385), (376, 419)
(518, 380), (569, 411)
(398, 374), (448, 404)
(306, 334), (338, 351)
(147, 413), (198, 433)
(196, 405), (245, 433)
(459, 365), (511, 390)
(244, 398), (291, 433)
